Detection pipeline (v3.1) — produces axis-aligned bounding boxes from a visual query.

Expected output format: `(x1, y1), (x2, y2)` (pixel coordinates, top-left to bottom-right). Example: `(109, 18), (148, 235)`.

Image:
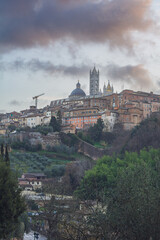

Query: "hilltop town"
(1, 67), (160, 135)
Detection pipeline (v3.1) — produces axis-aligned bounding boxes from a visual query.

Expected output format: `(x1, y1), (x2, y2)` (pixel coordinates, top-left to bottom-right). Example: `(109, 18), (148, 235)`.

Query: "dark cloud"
(0, 59), (154, 90)
(0, 59), (89, 76)
(106, 64), (153, 89)
(0, 0), (153, 51)
(9, 100), (22, 106)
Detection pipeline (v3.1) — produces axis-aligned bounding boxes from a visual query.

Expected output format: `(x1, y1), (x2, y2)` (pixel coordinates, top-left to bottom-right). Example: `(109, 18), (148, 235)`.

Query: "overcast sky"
(1, 0), (160, 113)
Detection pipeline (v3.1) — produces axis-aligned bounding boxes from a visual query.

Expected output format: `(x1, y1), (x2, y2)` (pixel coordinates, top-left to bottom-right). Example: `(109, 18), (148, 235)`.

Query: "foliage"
(123, 114), (160, 153)
(75, 148), (160, 201)
(49, 112), (62, 132)
(107, 164), (160, 240)
(53, 144), (75, 155)
(32, 125), (53, 135)
(10, 151), (71, 178)
(0, 152), (26, 239)
(77, 119), (104, 145)
(60, 132), (78, 147)
(101, 132), (116, 145)
(77, 131), (94, 144)
(16, 126), (31, 132)
(57, 110), (62, 132)
(13, 213), (30, 239)
(11, 139), (42, 152)
(62, 159), (94, 195)
(46, 143), (75, 155)
(16, 125), (53, 135)
(75, 148), (160, 239)
(8, 124), (17, 132)
(26, 199), (39, 211)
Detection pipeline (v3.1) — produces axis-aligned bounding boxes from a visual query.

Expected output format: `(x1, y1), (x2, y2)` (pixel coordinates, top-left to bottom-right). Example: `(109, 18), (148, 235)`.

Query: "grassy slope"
(10, 150), (83, 177)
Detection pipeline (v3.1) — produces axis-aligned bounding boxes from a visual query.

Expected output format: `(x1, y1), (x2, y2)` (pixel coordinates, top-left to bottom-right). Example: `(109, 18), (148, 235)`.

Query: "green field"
(10, 151), (74, 178)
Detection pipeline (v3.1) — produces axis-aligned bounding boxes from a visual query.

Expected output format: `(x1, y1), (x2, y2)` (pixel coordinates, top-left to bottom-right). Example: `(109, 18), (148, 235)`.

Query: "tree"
(107, 164), (160, 240)
(49, 116), (60, 132)
(0, 146), (26, 239)
(5, 145), (10, 165)
(8, 125), (16, 132)
(0, 144), (4, 161)
(57, 110), (62, 132)
(75, 148), (160, 239)
(87, 118), (104, 142)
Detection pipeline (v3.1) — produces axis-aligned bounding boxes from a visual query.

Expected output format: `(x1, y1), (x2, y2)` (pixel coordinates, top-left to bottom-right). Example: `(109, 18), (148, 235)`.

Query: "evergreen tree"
(88, 118), (104, 142)
(57, 110), (62, 132)
(0, 144), (4, 161)
(5, 144), (10, 165)
(0, 147), (26, 239)
(49, 116), (61, 132)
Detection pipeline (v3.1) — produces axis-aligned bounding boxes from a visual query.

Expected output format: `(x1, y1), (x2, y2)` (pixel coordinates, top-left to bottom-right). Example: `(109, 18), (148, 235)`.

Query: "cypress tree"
(0, 146), (25, 239)
(5, 144), (10, 165)
(0, 144), (4, 161)
(57, 110), (62, 132)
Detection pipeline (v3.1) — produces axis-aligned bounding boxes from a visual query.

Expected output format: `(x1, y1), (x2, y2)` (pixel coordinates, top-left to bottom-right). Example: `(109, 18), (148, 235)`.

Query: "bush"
(32, 125), (53, 135)
(11, 139), (42, 152)
(51, 165), (65, 177)
(53, 144), (75, 155)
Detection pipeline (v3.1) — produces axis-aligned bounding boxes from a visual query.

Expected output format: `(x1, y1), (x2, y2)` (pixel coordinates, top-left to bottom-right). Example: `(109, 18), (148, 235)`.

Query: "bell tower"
(90, 67), (99, 96)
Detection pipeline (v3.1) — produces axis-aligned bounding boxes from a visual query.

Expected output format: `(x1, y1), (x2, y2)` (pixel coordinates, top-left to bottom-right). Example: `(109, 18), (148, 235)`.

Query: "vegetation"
(49, 110), (62, 132)
(74, 148), (160, 239)
(10, 151), (71, 178)
(11, 139), (42, 152)
(0, 145), (26, 239)
(77, 118), (104, 145)
(32, 125), (53, 135)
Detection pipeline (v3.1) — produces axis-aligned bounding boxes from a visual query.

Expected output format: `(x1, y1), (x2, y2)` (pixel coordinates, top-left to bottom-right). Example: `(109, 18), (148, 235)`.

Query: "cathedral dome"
(69, 81), (86, 99)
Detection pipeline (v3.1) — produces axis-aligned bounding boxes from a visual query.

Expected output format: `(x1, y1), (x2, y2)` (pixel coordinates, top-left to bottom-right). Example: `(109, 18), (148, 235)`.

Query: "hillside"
(109, 112), (160, 154)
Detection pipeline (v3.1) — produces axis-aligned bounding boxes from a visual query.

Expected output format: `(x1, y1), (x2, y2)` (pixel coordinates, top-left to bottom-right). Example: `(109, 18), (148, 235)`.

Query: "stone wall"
(10, 131), (61, 149)
(77, 138), (108, 160)
(60, 132), (107, 160)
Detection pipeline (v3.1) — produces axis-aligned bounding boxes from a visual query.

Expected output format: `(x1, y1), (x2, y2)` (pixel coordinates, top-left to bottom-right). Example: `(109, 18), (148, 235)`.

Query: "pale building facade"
(102, 110), (118, 132)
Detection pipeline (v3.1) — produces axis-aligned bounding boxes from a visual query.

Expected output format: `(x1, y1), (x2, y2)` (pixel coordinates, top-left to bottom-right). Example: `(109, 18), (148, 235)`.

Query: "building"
(101, 110), (118, 131)
(118, 106), (143, 130)
(103, 80), (114, 96)
(69, 81), (86, 100)
(19, 173), (47, 190)
(90, 67), (99, 96)
(64, 107), (102, 130)
(24, 114), (45, 128)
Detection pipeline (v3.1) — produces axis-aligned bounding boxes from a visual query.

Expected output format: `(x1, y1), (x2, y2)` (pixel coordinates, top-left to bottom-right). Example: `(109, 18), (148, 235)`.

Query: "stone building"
(103, 80), (114, 96)
(69, 81), (86, 100)
(90, 67), (99, 96)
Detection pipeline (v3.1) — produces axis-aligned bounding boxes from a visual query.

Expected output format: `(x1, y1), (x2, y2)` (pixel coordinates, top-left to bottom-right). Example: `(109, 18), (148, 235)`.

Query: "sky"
(1, 0), (160, 113)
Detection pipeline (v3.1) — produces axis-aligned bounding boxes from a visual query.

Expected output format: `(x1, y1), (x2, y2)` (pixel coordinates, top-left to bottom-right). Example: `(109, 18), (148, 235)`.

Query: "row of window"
(67, 116), (98, 121)
(70, 119), (97, 123)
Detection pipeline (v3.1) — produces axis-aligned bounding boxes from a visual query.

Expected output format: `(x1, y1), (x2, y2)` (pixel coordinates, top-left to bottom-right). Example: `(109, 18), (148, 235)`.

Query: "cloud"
(0, 59), (89, 76)
(9, 100), (22, 106)
(0, 59), (154, 91)
(106, 64), (153, 89)
(0, 0), (154, 51)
